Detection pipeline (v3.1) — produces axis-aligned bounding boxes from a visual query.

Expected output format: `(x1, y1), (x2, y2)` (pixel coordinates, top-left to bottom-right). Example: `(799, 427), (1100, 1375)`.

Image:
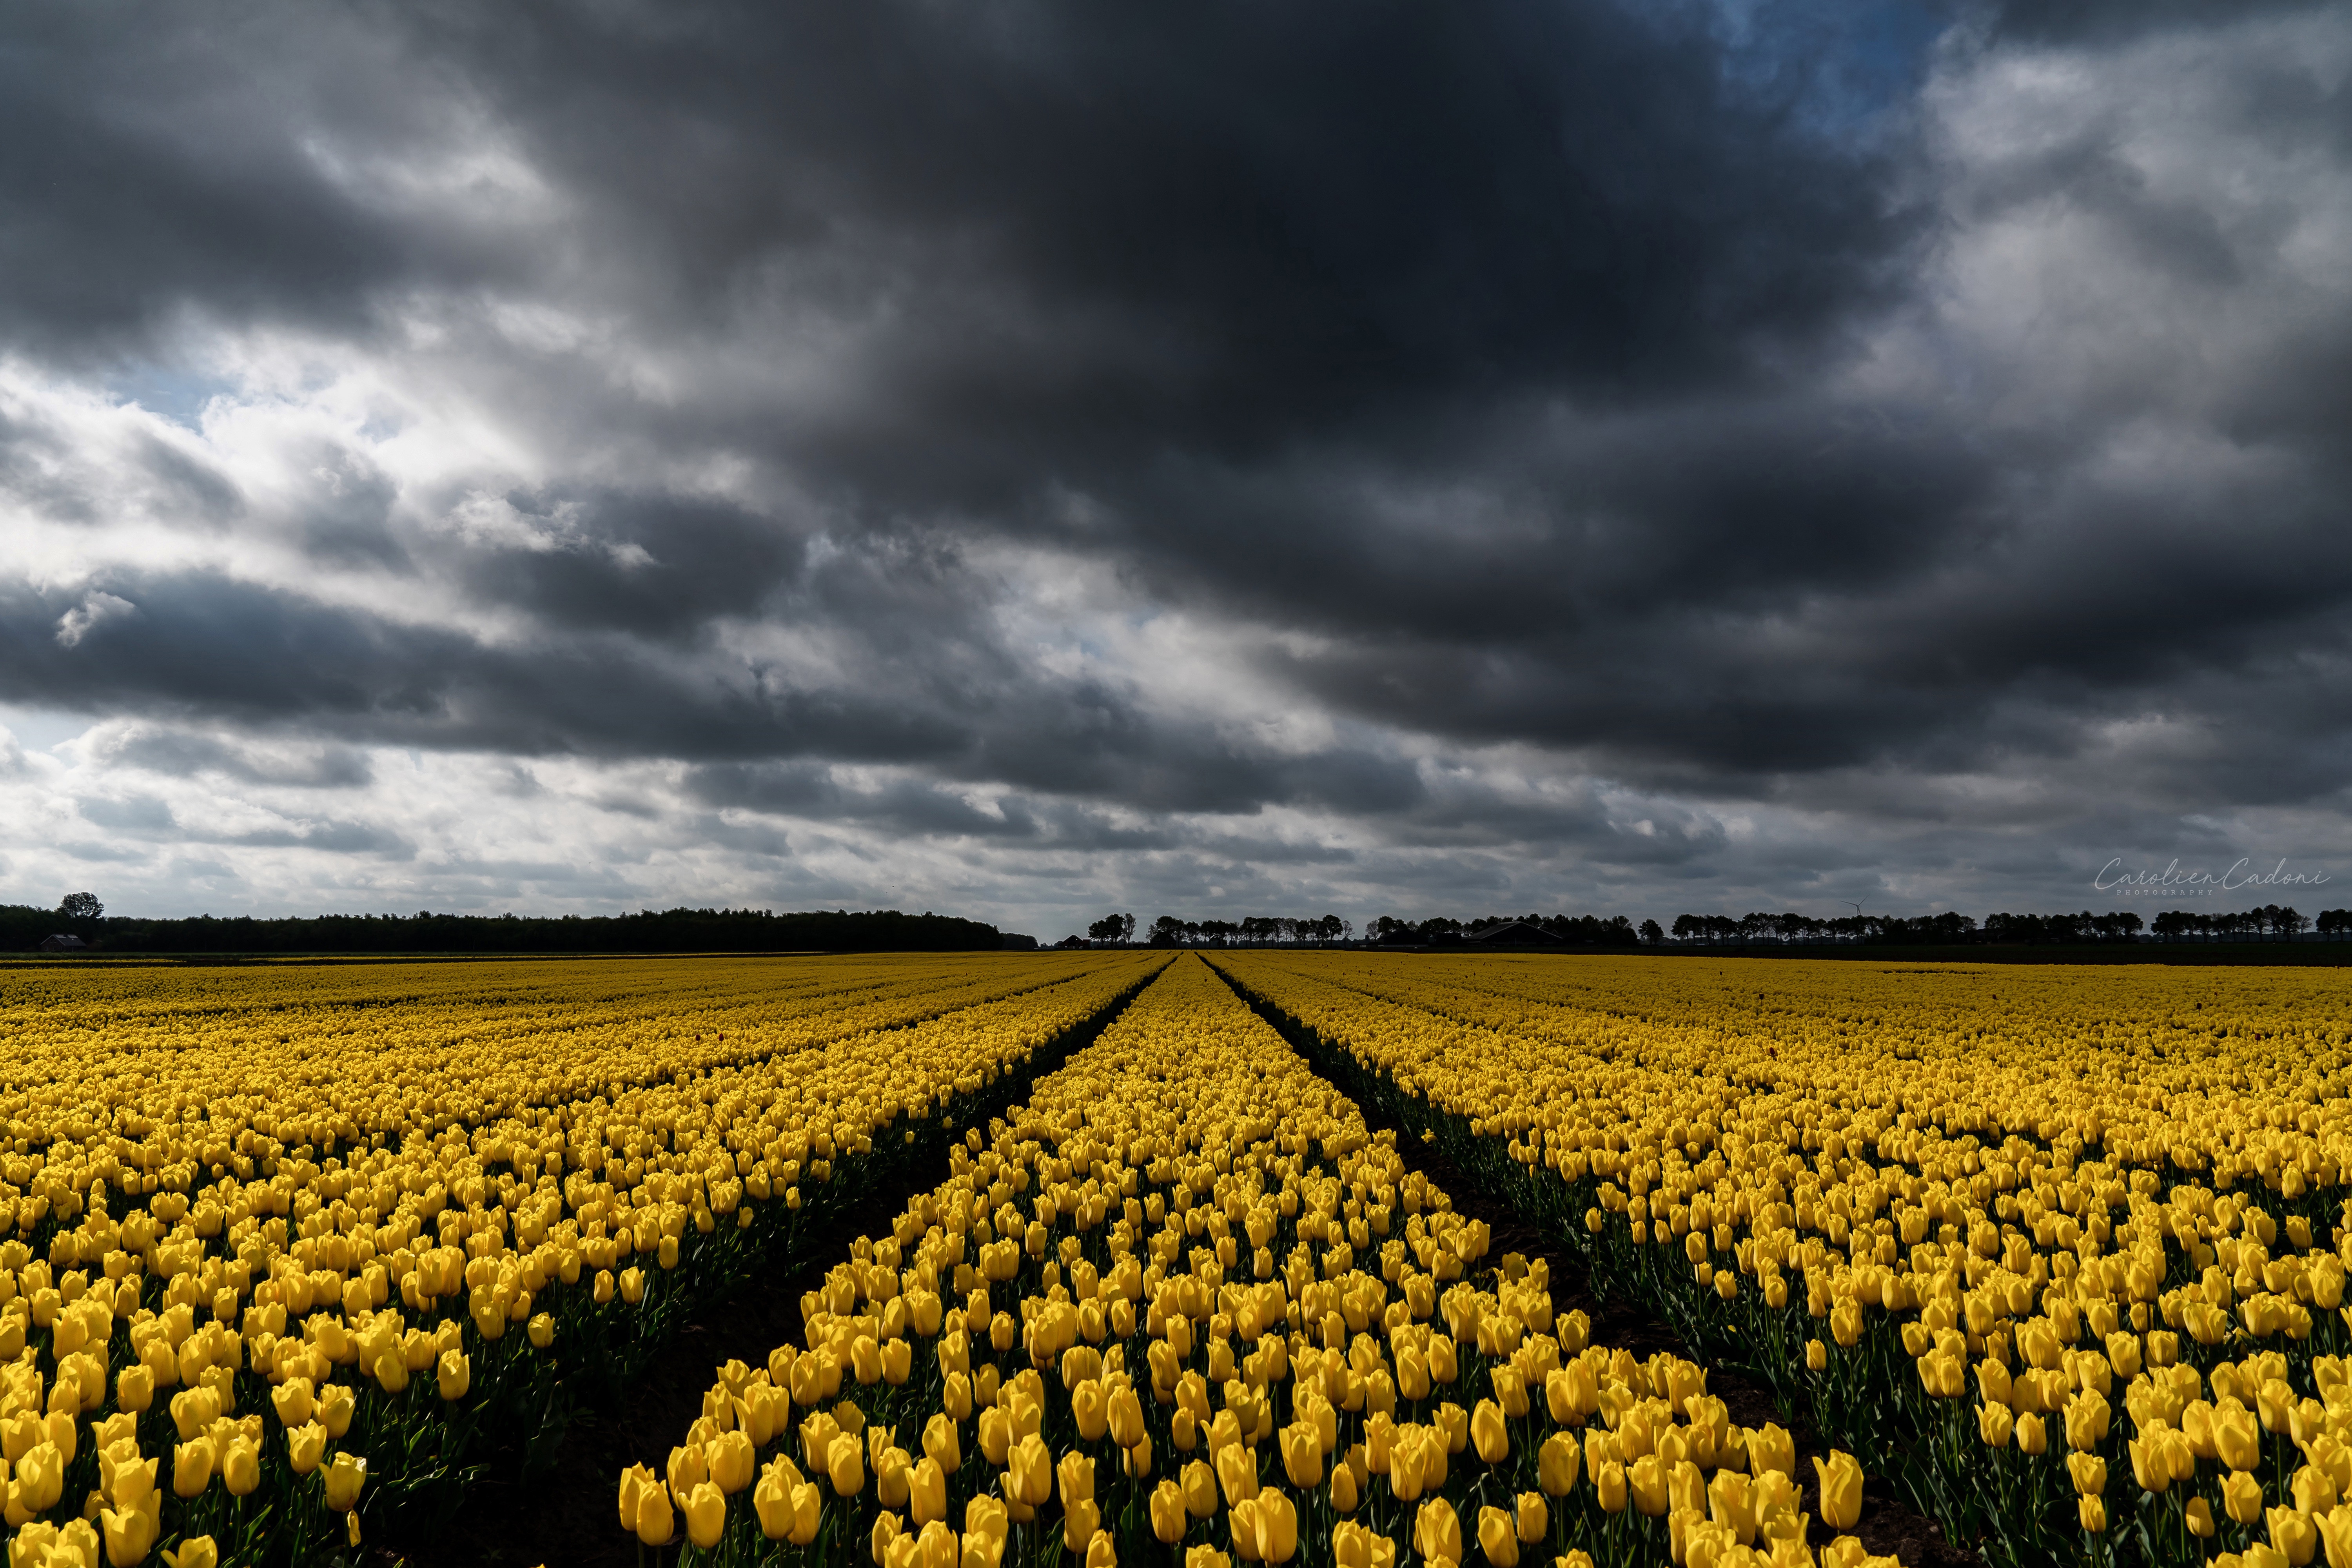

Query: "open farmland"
(2, 950), (2345, 1567)
(1215, 953), (2352, 1568)
(0, 952), (1163, 1566)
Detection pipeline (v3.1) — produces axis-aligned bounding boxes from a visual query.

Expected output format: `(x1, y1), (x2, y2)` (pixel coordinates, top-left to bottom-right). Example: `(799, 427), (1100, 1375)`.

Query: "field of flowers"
(10, 945), (2333, 1568)
(1215, 953), (2352, 1568)
(626, 956), (1908, 1568)
(0, 951), (1161, 1566)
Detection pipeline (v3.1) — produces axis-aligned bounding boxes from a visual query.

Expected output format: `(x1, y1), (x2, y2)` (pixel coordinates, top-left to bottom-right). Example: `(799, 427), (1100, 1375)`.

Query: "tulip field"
(1215, 953), (2352, 1568)
(3, 947), (2344, 1568)
(0, 951), (1161, 1566)
(622, 956), (1904, 1568)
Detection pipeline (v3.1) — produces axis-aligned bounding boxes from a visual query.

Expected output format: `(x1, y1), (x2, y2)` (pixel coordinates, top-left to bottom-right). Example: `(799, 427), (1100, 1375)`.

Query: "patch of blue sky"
(102, 363), (243, 431)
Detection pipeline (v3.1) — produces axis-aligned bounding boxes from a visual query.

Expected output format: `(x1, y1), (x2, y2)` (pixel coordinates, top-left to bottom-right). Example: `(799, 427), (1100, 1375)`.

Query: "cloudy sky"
(3, 0), (2347, 938)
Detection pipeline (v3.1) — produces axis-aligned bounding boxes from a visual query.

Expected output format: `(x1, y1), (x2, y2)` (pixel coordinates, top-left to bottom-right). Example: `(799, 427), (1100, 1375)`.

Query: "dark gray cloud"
(0, 0), (2346, 927)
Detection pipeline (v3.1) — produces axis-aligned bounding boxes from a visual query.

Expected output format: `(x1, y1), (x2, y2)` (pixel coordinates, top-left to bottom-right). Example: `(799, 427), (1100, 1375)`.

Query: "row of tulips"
(621, 954), (1912, 1568)
(0, 952), (1165, 1564)
(1214, 951), (2352, 1568)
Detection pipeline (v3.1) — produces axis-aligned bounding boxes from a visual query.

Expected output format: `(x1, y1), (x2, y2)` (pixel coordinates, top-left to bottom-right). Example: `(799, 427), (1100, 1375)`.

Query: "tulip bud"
(1182, 1459), (1219, 1519)
(1813, 1451), (1862, 1529)
(173, 1437), (215, 1499)
(1254, 1486), (1298, 1565)
(1596, 1459), (1627, 1513)
(159, 1535), (218, 1568)
(1152, 1478), (1189, 1543)
(686, 1481), (726, 1549)
(1415, 1497), (1463, 1564)
(221, 1435), (261, 1498)
(324, 1450), (367, 1512)
(1477, 1503), (1518, 1567)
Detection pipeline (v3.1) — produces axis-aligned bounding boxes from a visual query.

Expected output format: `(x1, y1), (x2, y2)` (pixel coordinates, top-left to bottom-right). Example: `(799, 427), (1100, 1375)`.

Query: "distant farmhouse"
(36, 934), (86, 953)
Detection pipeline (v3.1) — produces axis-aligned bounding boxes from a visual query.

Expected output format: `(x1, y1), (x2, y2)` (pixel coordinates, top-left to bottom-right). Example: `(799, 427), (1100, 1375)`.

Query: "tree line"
(1062, 914), (1355, 948)
(1671, 906), (2348, 944)
(7, 897), (1007, 955)
(1065, 904), (2352, 950)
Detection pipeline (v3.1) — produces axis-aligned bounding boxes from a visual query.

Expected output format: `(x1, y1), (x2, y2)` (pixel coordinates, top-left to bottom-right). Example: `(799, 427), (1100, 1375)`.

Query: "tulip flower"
(1182, 1459), (1219, 1519)
(1250, 1485), (1297, 1564)
(2216, 1406), (2262, 1472)
(1472, 1399), (1509, 1464)
(1152, 1478), (1189, 1543)
(2185, 1497), (2216, 1537)
(1415, 1497), (1463, 1564)
(1813, 1452), (1862, 1530)
(2225, 1470), (2266, 1526)
(1008, 1434), (1052, 1507)
(1281, 1423), (1323, 1488)
(755, 1461), (797, 1539)
(324, 1450), (367, 1513)
(1596, 1460), (1628, 1514)
(1477, 1504), (1519, 1567)
(685, 1481), (726, 1549)
(172, 1437), (214, 1500)
(159, 1537), (218, 1568)
(101, 1503), (160, 1566)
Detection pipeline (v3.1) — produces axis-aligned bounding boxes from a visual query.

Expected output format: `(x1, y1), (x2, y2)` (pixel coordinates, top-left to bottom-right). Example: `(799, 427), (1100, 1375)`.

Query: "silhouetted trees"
(4, 904), (1004, 954)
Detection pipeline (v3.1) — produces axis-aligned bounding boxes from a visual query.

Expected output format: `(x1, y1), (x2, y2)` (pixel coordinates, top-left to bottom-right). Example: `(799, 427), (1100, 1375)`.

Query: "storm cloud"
(0, 0), (2346, 935)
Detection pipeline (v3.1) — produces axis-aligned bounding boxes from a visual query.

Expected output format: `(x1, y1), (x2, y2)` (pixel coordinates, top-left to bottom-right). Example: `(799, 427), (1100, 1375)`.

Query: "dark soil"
(388, 1240), (819, 1568)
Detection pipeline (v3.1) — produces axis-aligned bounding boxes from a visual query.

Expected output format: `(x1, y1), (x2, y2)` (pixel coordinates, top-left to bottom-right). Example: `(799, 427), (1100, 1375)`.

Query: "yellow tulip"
(2270, 1506), (2318, 1567)
(1477, 1504), (1518, 1567)
(1008, 1435), (1052, 1507)
(2067, 1453), (2107, 1497)
(1414, 1497), (1463, 1564)
(685, 1481), (726, 1549)
(1630, 1454), (1670, 1518)
(1253, 1485), (1298, 1564)
(1330, 1460), (1360, 1514)
(2217, 1406), (2262, 1472)
(1152, 1478), (1189, 1543)
(1182, 1459), (1219, 1519)
(172, 1437), (214, 1499)
(221, 1434), (261, 1498)
(1813, 1451), (1862, 1529)
(2185, 1497), (2216, 1537)
(305, 1444), (364, 1514)
(2226, 1470), (2267, 1527)
(1978, 1401), (2013, 1449)
(1472, 1399), (1509, 1464)
(710, 1430), (756, 1494)
(2016, 1413), (2047, 1456)
(1596, 1459), (1628, 1514)
(634, 1470), (678, 1544)
(1515, 1492), (1546, 1544)
(1281, 1423), (1323, 1488)
(101, 1503), (160, 1566)
(831, 1432), (868, 1497)
(755, 1460), (798, 1539)
(2078, 1494), (2106, 1533)
(437, 1350), (470, 1402)
(159, 1537), (218, 1568)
